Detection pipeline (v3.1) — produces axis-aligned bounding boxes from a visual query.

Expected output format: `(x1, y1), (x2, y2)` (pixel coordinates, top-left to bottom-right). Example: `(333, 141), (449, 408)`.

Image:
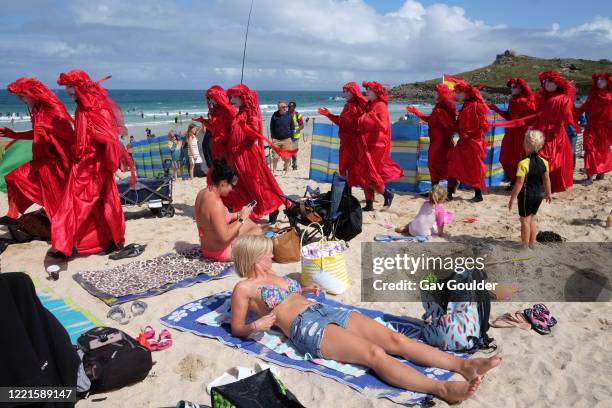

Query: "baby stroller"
(282, 173), (362, 244)
(117, 159), (175, 217)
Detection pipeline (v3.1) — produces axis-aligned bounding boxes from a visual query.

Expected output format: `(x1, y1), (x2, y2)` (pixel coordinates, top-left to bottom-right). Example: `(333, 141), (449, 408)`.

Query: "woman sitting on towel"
(195, 159), (262, 261)
(230, 235), (503, 404)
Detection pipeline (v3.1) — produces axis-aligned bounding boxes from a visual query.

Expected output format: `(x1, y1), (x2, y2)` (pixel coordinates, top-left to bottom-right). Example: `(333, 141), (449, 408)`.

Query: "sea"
(0, 90), (419, 139)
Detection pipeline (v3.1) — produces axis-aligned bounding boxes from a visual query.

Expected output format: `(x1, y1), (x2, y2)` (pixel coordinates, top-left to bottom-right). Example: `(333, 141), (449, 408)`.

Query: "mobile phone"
(89, 332), (123, 350)
(248, 200), (257, 208)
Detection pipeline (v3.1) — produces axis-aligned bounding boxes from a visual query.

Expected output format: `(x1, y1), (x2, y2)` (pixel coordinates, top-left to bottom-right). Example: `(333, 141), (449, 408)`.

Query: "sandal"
(524, 304), (557, 335)
(155, 329), (173, 351)
(141, 325), (156, 340)
(490, 312), (531, 330)
(107, 306), (130, 325)
(109, 243), (147, 260)
(131, 301), (148, 316)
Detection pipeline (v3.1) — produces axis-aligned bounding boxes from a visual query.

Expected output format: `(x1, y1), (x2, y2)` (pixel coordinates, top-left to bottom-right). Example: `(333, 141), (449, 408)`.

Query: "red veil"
(319, 82), (368, 185)
(445, 77), (488, 190)
(222, 84), (286, 219)
(356, 81), (403, 197)
(489, 77), (537, 183)
(576, 72), (612, 177)
(52, 70), (134, 255)
(3, 77), (75, 223)
(198, 85), (236, 160)
(407, 83), (456, 182)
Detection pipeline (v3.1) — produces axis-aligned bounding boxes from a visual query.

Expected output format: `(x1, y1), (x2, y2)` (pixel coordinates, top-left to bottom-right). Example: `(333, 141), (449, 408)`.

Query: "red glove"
(405, 106), (419, 115)
(0, 127), (16, 138)
(318, 107), (330, 116)
(487, 102), (497, 110)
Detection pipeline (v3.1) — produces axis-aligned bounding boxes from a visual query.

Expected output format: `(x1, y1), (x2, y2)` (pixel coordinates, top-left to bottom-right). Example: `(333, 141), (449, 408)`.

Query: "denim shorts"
(288, 303), (354, 359)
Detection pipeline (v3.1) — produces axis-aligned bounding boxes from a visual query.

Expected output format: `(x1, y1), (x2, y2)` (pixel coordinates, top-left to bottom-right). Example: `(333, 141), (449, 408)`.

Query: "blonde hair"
(187, 123), (199, 137)
(429, 184), (447, 204)
(524, 129), (545, 154)
(231, 235), (273, 278)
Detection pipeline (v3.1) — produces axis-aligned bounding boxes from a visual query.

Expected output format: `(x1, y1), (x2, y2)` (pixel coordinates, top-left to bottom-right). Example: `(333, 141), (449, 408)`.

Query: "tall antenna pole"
(240, 0), (254, 84)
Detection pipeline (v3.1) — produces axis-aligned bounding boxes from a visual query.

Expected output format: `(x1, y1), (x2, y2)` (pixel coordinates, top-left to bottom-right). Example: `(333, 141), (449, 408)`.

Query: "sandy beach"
(1, 138), (611, 408)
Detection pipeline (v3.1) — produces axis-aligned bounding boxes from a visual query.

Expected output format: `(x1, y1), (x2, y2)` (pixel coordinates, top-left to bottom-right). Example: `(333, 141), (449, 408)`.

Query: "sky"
(1, 0), (610, 90)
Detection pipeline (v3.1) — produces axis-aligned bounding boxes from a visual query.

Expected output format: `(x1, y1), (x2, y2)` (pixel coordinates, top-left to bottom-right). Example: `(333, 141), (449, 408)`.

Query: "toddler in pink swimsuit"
(396, 184), (453, 237)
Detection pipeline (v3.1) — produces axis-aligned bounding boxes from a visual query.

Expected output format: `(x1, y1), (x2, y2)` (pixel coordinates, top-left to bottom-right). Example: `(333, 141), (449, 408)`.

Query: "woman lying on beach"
(230, 235), (503, 403)
(195, 159), (262, 262)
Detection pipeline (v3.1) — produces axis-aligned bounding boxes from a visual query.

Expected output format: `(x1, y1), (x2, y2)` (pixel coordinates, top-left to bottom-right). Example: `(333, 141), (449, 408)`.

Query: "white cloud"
(1, 1), (610, 89)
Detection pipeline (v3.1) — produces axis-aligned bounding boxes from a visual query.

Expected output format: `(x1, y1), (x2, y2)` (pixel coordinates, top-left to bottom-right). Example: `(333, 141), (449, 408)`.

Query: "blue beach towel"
(374, 234), (429, 242)
(33, 279), (101, 344)
(161, 292), (467, 406)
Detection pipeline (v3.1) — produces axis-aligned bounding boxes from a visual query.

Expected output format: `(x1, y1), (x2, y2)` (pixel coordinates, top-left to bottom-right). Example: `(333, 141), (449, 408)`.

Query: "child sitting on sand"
(395, 184), (453, 237)
(508, 130), (552, 249)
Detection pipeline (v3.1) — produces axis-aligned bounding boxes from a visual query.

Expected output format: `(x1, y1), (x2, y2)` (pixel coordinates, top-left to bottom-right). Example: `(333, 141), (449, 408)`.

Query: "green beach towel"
(0, 140), (33, 193)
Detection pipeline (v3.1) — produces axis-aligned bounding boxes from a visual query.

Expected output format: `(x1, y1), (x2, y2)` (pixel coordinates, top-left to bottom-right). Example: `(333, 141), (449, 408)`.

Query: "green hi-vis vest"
(292, 112), (303, 139)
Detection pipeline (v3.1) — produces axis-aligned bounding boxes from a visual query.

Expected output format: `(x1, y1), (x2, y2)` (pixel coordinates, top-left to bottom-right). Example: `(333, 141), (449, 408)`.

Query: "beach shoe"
(524, 304), (557, 335)
(595, 173), (605, 181)
(131, 301), (148, 316)
(155, 329), (173, 351)
(141, 325), (156, 340)
(491, 311), (531, 330)
(109, 243), (146, 260)
(107, 305), (130, 325)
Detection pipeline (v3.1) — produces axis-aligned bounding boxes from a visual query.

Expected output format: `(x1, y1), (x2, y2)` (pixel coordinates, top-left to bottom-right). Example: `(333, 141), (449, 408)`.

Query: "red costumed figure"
(193, 85), (237, 185)
(317, 82), (368, 187)
(1, 78), (74, 228)
(446, 78), (489, 202)
(487, 78), (536, 185)
(406, 83), (456, 185)
(575, 72), (612, 184)
(224, 84), (293, 222)
(54, 70), (134, 256)
(492, 71), (578, 193)
(357, 81), (404, 211)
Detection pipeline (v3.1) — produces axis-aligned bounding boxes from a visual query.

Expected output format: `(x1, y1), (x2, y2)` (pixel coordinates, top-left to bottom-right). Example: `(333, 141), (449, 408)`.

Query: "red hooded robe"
(53, 70), (134, 256)
(491, 71), (578, 192)
(357, 81), (403, 196)
(407, 83), (456, 182)
(3, 78), (74, 224)
(318, 82), (368, 187)
(576, 72), (612, 177)
(489, 78), (536, 183)
(447, 79), (489, 190)
(223, 84), (286, 219)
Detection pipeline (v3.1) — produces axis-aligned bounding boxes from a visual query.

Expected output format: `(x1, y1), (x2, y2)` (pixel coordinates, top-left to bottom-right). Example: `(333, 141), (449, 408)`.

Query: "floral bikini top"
(260, 277), (302, 310)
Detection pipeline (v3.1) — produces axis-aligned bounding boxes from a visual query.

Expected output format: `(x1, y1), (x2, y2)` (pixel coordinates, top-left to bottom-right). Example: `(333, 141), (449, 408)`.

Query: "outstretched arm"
(487, 103), (509, 120)
(406, 106), (431, 122)
(318, 108), (340, 125)
(0, 128), (34, 140)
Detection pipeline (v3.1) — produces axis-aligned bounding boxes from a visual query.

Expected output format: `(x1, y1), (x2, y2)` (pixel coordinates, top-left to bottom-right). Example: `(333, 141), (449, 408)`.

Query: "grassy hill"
(390, 50), (612, 103)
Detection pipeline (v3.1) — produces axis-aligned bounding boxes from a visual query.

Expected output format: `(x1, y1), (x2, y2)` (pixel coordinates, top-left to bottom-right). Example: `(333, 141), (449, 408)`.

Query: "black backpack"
(211, 369), (304, 408)
(333, 186), (362, 242)
(77, 327), (152, 393)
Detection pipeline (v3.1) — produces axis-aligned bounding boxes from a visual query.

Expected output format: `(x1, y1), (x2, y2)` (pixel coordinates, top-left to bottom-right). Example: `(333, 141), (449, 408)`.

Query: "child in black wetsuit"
(508, 130), (552, 249)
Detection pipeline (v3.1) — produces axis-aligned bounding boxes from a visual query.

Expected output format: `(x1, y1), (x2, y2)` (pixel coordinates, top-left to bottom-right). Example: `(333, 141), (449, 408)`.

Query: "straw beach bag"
(300, 224), (350, 295)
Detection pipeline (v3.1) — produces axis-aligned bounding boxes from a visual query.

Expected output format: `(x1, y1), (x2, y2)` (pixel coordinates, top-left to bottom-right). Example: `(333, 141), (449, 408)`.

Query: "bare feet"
(438, 377), (482, 403)
(460, 352), (503, 381)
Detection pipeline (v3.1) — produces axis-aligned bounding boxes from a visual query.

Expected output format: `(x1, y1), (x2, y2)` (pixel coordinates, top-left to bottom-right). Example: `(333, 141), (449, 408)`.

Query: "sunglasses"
(279, 105), (288, 109)
(509, 84), (518, 89)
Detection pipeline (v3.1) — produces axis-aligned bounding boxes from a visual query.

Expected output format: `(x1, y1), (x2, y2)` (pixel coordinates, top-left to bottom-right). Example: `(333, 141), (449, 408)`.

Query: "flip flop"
(107, 306), (130, 325)
(490, 312), (531, 330)
(463, 217), (478, 223)
(523, 308), (551, 335)
(131, 301), (148, 316)
(109, 244), (146, 260)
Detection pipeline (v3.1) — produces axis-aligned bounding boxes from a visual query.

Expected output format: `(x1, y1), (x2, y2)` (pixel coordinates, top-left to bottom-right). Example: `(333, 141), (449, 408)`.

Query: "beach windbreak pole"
(240, 0), (255, 84)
